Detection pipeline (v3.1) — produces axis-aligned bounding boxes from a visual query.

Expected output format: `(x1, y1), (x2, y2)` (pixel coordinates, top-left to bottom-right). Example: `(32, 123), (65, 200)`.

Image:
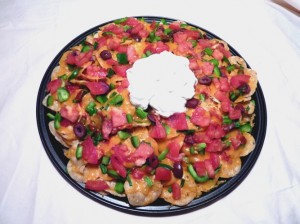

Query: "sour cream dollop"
(127, 51), (198, 117)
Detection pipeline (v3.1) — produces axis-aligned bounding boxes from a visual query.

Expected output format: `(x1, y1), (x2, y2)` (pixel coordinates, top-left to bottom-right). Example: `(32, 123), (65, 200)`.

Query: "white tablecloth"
(1, 0), (300, 223)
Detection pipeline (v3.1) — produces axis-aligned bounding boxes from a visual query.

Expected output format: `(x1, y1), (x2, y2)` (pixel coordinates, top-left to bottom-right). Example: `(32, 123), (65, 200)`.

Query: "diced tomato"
(102, 118), (112, 140)
(106, 59), (118, 66)
(150, 21), (157, 30)
(205, 139), (223, 152)
(229, 106), (242, 120)
(192, 132), (212, 144)
(86, 65), (107, 79)
(204, 159), (215, 178)
(210, 153), (220, 169)
(111, 154), (127, 178)
(167, 112), (188, 131)
(206, 123), (225, 139)
(217, 44), (231, 58)
(47, 78), (62, 94)
(143, 44), (156, 54)
(221, 100), (231, 113)
(155, 41), (169, 53)
(94, 37), (108, 48)
(66, 50), (92, 67)
(185, 30), (201, 39)
(174, 31), (188, 44)
(130, 142), (154, 166)
(155, 167), (172, 181)
(191, 106), (211, 127)
(60, 118), (73, 127)
(219, 77), (230, 92)
(113, 65), (131, 77)
(172, 182), (181, 200)
(169, 22), (181, 30)
(149, 122), (167, 140)
(127, 45), (139, 63)
(60, 106), (79, 123)
(131, 168), (145, 180)
(103, 24), (123, 35)
(212, 49), (223, 60)
(110, 107), (127, 128)
(107, 39), (121, 51)
(124, 17), (139, 26)
(82, 136), (100, 164)
(193, 161), (206, 176)
(166, 140), (183, 162)
(198, 39), (212, 48)
(230, 131), (247, 149)
(220, 151), (231, 162)
(85, 81), (110, 95)
(177, 41), (193, 54)
(138, 29), (149, 38)
(230, 75), (250, 89)
(65, 83), (79, 94)
(112, 144), (130, 162)
(201, 62), (214, 75)
(130, 23), (144, 35)
(189, 58), (199, 70)
(85, 180), (109, 191)
(116, 44), (128, 53)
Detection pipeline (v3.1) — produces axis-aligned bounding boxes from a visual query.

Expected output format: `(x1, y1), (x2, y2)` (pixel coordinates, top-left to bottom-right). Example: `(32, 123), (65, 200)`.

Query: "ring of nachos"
(43, 17), (258, 207)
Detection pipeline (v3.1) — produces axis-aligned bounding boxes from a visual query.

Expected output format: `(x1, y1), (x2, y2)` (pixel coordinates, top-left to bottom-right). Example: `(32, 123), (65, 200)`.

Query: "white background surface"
(1, 0), (300, 223)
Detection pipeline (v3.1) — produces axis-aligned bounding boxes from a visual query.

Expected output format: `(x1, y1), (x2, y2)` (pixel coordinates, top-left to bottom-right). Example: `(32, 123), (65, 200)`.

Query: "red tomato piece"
(111, 154), (127, 178)
(85, 180), (109, 191)
(47, 79), (62, 94)
(131, 168), (145, 180)
(191, 106), (211, 127)
(198, 39), (212, 48)
(85, 81), (109, 95)
(60, 106), (79, 123)
(204, 159), (215, 178)
(212, 49), (224, 60)
(127, 45), (139, 63)
(82, 136), (100, 164)
(172, 183), (181, 200)
(102, 118), (112, 140)
(205, 139), (223, 152)
(155, 41), (169, 53)
(193, 161), (206, 176)
(230, 75), (250, 89)
(206, 123), (225, 139)
(210, 153), (220, 169)
(86, 65), (107, 79)
(113, 65), (131, 77)
(66, 50), (92, 67)
(130, 142), (154, 166)
(229, 106), (242, 120)
(110, 107), (127, 128)
(167, 112), (188, 131)
(166, 140), (183, 162)
(201, 62), (214, 75)
(149, 119), (167, 139)
(155, 167), (172, 181)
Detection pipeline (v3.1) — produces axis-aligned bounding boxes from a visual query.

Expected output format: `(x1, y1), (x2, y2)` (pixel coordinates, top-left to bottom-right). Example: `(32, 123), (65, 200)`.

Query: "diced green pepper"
(131, 136), (140, 148)
(68, 68), (80, 81)
(57, 87), (70, 102)
(187, 164), (209, 183)
(114, 181), (125, 194)
(76, 145), (83, 159)
(107, 68), (115, 78)
(100, 164), (107, 174)
(114, 17), (128, 24)
(109, 94), (123, 106)
(144, 176), (153, 187)
(46, 113), (55, 120)
(214, 66), (221, 77)
(118, 131), (131, 140)
(85, 101), (97, 116)
(116, 53), (129, 64)
(81, 45), (90, 53)
(240, 123), (252, 133)
(47, 95), (54, 106)
(54, 113), (61, 129)
(126, 114), (133, 123)
(227, 65), (236, 72)
(107, 169), (121, 179)
(204, 47), (213, 56)
(210, 59), (219, 67)
(101, 156), (110, 165)
(223, 115), (233, 125)
(135, 107), (148, 119)
(95, 95), (108, 104)
(158, 148), (169, 161)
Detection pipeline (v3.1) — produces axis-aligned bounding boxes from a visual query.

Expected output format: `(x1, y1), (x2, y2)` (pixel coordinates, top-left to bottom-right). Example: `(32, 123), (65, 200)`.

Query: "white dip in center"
(127, 51), (197, 117)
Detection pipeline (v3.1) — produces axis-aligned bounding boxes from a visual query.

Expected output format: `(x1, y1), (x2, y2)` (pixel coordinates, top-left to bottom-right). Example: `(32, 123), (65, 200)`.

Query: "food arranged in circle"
(43, 17), (257, 206)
